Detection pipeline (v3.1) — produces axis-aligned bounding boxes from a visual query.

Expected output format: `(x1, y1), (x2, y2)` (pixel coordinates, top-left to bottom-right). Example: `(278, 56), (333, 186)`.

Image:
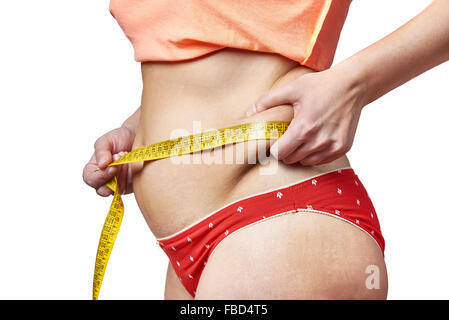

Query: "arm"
(338, 0), (449, 108)
(248, 0), (449, 165)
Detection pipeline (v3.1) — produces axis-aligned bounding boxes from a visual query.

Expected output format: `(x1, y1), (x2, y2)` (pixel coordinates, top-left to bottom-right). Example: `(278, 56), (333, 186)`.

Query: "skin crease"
(82, 0), (449, 299)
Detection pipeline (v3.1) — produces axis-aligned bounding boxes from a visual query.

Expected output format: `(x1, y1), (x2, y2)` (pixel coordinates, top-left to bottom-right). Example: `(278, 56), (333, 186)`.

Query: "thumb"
(94, 136), (113, 169)
(247, 82), (298, 116)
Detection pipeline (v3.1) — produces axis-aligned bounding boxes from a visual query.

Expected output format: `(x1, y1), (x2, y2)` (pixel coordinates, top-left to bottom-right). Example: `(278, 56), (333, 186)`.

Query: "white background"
(0, 0), (447, 299)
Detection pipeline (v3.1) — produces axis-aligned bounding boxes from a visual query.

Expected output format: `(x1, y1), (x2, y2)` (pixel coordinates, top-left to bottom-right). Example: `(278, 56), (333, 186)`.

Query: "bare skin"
(128, 49), (386, 300)
(195, 214), (387, 300)
(82, 0), (449, 300)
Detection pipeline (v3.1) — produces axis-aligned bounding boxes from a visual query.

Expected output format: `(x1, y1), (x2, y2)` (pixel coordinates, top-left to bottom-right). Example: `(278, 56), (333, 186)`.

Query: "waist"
(135, 48), (302, 140)
(131, 48), (350, 238)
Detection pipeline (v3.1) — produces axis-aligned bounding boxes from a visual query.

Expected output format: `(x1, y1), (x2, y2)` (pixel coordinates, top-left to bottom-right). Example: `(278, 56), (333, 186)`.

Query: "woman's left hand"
(246, 68), (364, 166)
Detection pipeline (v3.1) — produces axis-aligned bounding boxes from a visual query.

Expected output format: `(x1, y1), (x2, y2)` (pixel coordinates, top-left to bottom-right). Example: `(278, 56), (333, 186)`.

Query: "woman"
(83, 0), (449, 299)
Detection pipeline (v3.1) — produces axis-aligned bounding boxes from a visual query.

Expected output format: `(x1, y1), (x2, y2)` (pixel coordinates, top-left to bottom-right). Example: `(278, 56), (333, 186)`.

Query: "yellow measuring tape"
(92, 120), (290, 300)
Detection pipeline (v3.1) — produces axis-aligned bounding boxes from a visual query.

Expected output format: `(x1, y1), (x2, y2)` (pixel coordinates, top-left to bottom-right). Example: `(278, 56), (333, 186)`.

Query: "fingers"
(116, 153), (129, 195)
(282, 138), (332, 165)
(100, 152), (128, 195)
(94, 136), (114, 169)
(300, 141), (351, 166)
(83, 152), (127, 197)
(299, 150), (341, 166)
(269, 116), (306, 160)
(102, 152), (126, 195)
(83, 159), (119, 190)
(96, 185), (114, 197)
(247, 82), (299, 116)
(84, 126), (136, 197)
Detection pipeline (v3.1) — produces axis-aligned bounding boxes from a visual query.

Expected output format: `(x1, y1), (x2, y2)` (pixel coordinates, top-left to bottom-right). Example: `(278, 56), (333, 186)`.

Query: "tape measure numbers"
(92, 120), (290, 300)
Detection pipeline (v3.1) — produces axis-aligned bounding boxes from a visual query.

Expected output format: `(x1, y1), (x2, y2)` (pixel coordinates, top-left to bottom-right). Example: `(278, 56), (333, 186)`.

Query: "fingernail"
(107, 167), (114, 175)
(246, 104), (257, 117)
(270, 142), (279, 159)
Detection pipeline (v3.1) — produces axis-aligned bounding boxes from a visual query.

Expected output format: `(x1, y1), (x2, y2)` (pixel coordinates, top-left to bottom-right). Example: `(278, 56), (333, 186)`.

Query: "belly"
(131, 48), (350, 238)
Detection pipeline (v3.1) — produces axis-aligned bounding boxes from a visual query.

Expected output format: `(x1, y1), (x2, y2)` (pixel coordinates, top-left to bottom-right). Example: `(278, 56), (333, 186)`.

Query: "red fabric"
(157, 167), (384, 297)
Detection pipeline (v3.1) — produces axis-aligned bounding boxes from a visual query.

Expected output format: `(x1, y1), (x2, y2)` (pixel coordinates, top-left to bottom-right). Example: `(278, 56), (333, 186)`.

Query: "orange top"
(109, 0), (352, 71)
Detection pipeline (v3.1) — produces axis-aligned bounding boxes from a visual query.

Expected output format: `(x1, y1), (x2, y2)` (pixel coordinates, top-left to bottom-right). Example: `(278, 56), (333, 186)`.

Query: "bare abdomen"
(131, 48), (350, 238)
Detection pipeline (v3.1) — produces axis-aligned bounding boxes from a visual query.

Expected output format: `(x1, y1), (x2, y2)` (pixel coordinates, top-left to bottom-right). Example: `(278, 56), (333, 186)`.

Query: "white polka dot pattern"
(157, 167), (384, 298)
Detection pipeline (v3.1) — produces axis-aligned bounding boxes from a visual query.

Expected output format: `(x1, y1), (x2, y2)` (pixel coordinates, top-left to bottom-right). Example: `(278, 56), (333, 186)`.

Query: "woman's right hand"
(82, 126), (136, 197)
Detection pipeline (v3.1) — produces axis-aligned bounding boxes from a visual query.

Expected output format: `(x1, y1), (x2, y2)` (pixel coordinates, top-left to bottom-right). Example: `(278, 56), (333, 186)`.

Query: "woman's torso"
(131, 48), (350, 238)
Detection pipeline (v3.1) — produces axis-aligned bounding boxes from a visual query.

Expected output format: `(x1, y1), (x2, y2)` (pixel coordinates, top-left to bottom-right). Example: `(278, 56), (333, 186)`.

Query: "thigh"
(164, 262), (194, 300)
(195, 212), (388, 299)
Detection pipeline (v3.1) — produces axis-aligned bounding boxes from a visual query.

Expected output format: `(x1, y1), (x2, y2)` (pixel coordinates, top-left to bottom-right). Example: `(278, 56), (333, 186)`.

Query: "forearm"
(121, 105), (141, 135)
(336, 0), (449, 107)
